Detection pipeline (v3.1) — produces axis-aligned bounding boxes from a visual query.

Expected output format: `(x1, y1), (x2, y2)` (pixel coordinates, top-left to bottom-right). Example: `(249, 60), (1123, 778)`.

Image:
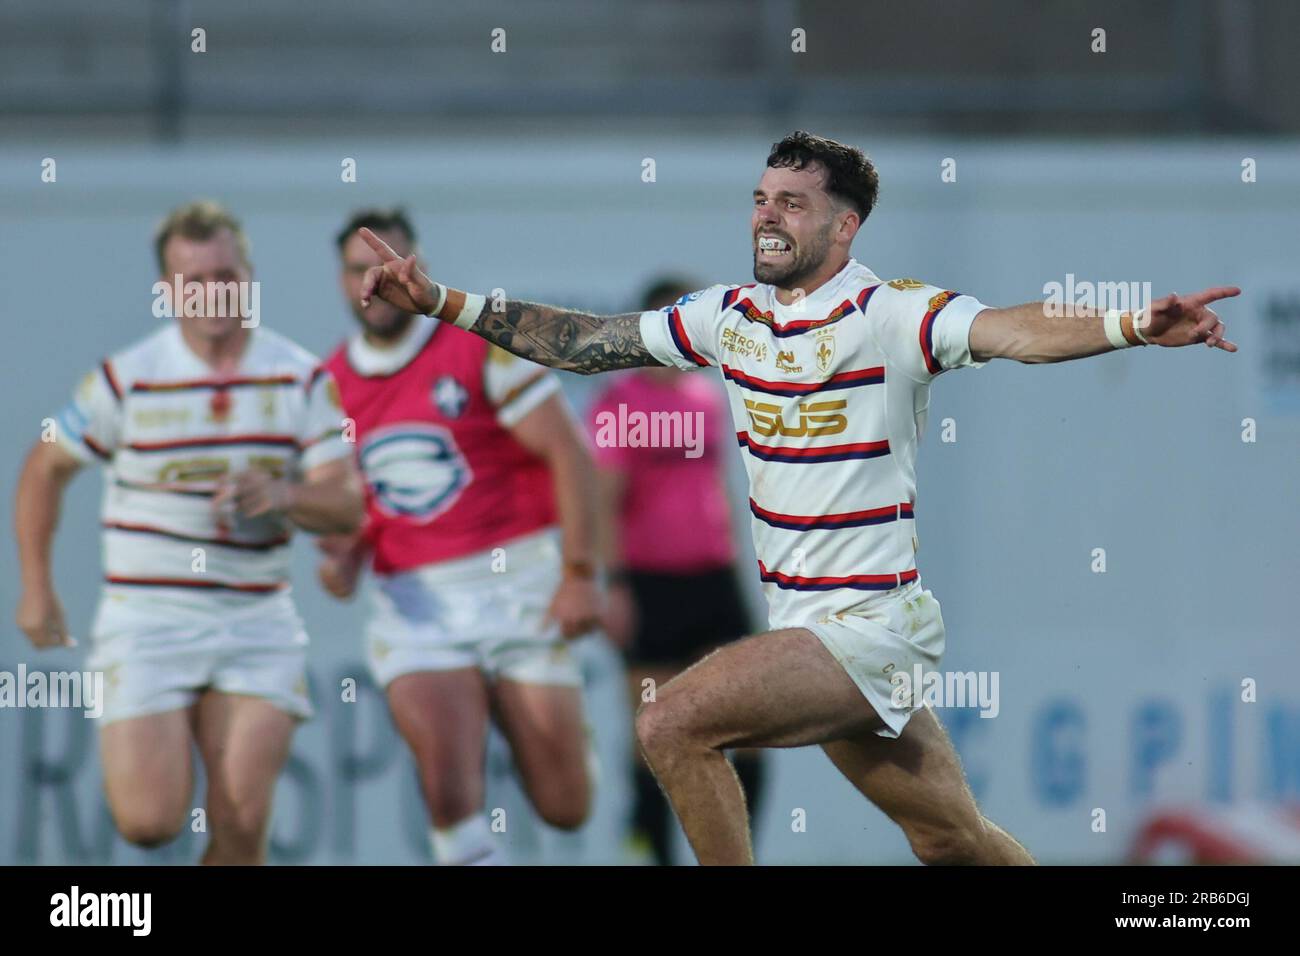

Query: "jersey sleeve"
(298, 366), (353, 471)
(637, 284), (732, 370)
(869, 280), (991, 382)
(483, 345), (562, 428)
(54, 362), (122, 464)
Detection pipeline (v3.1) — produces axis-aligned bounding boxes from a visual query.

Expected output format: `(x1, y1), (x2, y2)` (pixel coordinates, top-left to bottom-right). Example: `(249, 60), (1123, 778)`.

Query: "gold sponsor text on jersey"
(744, 399), (848, 437)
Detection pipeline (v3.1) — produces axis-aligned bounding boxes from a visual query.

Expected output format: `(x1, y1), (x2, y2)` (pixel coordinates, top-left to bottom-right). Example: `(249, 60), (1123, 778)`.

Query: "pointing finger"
(1183, 286), (1242, 310)
(358, 227), (402, 263)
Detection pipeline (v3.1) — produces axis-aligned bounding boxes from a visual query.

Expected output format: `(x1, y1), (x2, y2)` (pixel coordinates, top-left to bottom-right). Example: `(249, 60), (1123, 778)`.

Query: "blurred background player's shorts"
(87, 592), (313, 724)
(364, 527), (582, 689)
(803, 580), (945, 739)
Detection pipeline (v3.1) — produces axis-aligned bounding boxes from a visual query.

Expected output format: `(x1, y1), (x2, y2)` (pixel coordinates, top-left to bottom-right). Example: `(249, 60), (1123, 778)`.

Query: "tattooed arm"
(470, 303), (656, 374)
(355, 228), (661, 375)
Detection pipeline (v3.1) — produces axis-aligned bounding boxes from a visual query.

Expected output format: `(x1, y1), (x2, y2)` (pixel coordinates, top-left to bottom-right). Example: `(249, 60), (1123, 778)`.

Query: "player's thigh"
(99, 706), (196, 832)
(194, 690), (297, 824)
(820, 704), (981, 836)
(643, 627), (885, 751)
(386, 668), (492, 783)
(491, 678), (588, 798)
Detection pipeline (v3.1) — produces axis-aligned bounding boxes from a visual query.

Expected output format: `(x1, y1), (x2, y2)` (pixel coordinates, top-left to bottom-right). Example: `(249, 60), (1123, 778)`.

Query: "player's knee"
(534, 785), (590, 831)
(637, 695), (712, 767)
(420, 771), (482, 827)
(634, 698), (679, 760)
(905, 822), (982, 866)
(115, 808), (186, 848)
(207, 797), (271, 849)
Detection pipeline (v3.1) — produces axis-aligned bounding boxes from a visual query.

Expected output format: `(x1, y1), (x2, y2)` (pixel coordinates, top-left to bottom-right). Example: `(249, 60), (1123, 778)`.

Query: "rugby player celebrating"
(354, 132), (1238, 865)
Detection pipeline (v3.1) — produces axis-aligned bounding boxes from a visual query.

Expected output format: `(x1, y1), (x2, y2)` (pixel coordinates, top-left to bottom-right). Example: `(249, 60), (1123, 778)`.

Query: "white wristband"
(1103, 309), (1132, 350)
(1131, 308), (1150, 344)
(426, 283), (448, 318)
(448, 292), (486, 330)
(426, 286), (485, 330)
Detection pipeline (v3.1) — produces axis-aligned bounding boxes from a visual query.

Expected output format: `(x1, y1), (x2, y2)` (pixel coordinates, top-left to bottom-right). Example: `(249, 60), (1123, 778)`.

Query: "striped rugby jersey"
(54, 322), (351, 616)
(639, 258), (988, 629)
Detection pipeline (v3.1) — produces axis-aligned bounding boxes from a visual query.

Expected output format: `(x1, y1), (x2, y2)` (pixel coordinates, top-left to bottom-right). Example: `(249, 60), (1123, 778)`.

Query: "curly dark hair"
(766, 131), (879, 222)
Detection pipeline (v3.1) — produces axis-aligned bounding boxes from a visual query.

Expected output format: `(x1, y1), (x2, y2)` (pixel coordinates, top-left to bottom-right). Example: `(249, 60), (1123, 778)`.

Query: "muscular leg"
(491, 678), (590, 831)
(636, 627), (883, 865)
(100, 707), (196, 848)
(386, 669), (496, 863)
(821, 706), (1034, 865)
(194, 691), (297, 865)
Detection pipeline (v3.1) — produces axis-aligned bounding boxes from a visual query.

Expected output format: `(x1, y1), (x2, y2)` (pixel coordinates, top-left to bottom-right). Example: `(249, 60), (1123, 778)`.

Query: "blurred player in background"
(13, 201), (363, 864)
(590, 276), (765, 865)
(317, 209), (599, 866)
(354, 129), (1238, 865)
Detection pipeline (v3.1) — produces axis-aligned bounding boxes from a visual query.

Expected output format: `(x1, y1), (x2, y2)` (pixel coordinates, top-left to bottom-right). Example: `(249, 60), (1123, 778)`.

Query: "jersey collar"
(766, 258), (880, 312)
(346, 313), (438, 377)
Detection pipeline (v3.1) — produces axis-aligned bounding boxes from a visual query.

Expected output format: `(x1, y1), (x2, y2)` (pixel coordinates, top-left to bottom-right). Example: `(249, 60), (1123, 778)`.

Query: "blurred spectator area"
(1, 0), (1296, 138)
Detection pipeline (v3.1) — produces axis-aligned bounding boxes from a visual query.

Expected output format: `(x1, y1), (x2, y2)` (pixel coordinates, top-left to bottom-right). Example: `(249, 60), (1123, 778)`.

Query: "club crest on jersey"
(815, 334), (836, 374)
(359, 423), (472, 523)
(432, 376), (469, 419)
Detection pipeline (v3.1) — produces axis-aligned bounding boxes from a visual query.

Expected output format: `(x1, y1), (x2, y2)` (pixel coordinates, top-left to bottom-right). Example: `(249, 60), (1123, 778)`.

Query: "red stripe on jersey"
(757, 561), (919, 591)
(737, 431), (890, 463)
(103, 521), (290, 551)
(104, 575), (286, 593)
(919, 290), (959, 375)
(668, 308), (710, 367)
(749, 498), (913, 530)
(722, 364), (883, 395)
(730, 297), (853, 337)
(131, 374), (299, 393)
(126, 434), (299, 452)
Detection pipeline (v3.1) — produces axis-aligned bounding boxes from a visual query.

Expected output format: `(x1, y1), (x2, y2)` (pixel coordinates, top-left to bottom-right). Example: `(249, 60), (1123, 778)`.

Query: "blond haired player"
(14, 201), (363, 864)
(353, 131), (1238, 865)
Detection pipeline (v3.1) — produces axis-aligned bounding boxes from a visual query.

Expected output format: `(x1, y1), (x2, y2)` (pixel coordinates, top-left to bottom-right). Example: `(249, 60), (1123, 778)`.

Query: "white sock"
(431, 813), (506, 866)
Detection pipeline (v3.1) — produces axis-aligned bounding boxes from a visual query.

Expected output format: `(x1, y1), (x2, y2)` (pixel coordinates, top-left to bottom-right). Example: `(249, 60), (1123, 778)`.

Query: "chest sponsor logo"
(150, 454), (287, 485)
(744, 399), (847, 438)
(720, 327), (768, 362)
(432, 376), (469, 420)
(775, 350), (803, 374)
(359, 423), (471, 523)
(131, 407), (192, 428)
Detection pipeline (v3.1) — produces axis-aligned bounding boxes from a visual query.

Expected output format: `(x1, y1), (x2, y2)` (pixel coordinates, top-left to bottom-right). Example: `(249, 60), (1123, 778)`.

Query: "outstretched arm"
(356, 228), (659, 375)
(968, 286), (1240, 364)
